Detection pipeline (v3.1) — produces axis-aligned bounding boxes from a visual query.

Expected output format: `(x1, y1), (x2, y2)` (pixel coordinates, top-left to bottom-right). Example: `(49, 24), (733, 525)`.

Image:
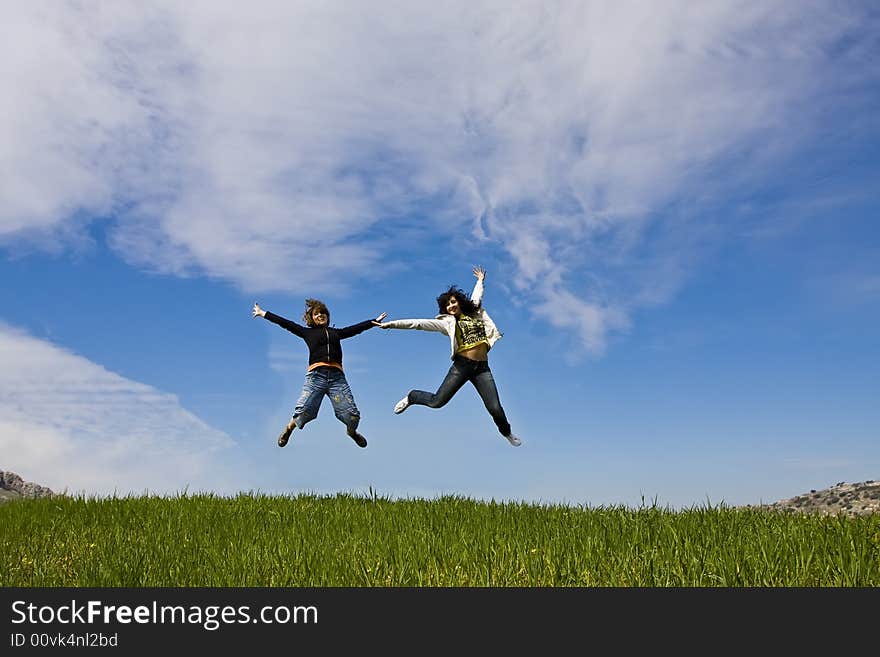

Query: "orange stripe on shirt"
(308, 361), (343, 372)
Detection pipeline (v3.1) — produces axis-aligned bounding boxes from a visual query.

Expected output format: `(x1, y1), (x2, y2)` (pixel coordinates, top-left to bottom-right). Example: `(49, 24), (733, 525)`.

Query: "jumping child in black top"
(253, 299), (386, 448)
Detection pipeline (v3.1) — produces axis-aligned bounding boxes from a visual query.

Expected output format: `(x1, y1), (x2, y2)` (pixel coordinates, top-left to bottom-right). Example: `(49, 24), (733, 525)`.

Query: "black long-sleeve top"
(263, 311), (375, 368)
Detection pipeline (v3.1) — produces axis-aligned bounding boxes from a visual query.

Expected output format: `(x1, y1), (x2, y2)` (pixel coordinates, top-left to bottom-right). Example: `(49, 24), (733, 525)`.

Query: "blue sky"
(1, 2), (878, 509)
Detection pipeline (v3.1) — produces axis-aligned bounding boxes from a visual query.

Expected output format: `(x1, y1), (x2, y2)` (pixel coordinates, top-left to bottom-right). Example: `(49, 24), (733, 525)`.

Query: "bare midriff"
(457, 342), (489, 361)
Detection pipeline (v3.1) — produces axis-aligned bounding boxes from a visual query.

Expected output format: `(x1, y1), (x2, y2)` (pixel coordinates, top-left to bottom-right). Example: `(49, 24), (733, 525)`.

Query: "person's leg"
(278, 371), (326, 447)
(471, 362), (515, 440)
(292, 371), (327, 428)
(326, 370), (366, 447)
(408, 358), (470, 409)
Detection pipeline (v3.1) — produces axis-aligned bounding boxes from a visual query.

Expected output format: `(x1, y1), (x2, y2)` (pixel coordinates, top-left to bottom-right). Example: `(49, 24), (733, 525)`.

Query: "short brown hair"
(303, 298), (330, 327)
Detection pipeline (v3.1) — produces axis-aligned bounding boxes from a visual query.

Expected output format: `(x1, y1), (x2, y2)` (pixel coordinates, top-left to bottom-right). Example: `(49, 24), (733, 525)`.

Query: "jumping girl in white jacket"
(375, 266), (521, 447)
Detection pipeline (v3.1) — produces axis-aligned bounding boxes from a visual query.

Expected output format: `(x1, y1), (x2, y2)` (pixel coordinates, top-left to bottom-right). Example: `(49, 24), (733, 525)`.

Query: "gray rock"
(0, 470), (55, 501)
(743, 480), (880, 517)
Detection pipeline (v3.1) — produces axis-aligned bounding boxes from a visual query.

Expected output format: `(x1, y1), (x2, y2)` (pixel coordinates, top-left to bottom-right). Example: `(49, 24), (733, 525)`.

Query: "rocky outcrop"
(746, 480), (880, 517)
(0, 471), (55, 501)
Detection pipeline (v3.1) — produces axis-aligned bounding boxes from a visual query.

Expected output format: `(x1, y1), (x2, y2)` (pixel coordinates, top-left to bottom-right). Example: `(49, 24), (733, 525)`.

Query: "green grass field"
(2, 493), (878, 586)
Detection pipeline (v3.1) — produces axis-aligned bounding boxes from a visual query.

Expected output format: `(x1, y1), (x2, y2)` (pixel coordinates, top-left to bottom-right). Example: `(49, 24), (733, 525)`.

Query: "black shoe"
(278, 421), (296, 447)
(348, 431), (367, 448)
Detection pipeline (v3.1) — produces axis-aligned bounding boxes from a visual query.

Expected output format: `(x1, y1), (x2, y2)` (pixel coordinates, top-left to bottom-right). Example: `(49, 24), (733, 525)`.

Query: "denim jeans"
(408, 355), (511, 436)
(292, 366), (360, 433)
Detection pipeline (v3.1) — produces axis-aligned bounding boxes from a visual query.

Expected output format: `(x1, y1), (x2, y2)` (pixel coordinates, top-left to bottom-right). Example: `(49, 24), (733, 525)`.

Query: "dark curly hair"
(436, 286), (480, 316)
(302, 298), (330, 327)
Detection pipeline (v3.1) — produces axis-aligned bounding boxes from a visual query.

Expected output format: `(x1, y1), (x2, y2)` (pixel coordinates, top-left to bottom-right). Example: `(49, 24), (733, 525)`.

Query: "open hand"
(473, 266), (486, 281)
(252, 302), (266, 318)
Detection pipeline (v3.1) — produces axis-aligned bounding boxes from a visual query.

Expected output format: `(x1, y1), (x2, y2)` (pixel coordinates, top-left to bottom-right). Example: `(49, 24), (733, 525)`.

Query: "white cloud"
(533, 286), (630, 356)
(2, 2), (876, 352)
(0, 323), (235, 495)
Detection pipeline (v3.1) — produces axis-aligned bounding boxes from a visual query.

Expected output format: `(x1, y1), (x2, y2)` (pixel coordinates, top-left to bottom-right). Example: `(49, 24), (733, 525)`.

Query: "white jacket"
(383, 278), (503, 359)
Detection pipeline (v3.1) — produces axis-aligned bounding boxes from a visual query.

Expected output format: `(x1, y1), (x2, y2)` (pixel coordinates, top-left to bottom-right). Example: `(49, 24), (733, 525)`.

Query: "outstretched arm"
(252, 302), (306, 337)
(338, 312), (388, 338)
(376, 317), (449, 333)
(471, 265), (486, 307)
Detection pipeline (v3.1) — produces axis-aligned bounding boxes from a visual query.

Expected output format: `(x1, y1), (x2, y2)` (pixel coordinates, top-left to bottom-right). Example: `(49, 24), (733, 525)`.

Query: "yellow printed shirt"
(455, 314), (489, 352)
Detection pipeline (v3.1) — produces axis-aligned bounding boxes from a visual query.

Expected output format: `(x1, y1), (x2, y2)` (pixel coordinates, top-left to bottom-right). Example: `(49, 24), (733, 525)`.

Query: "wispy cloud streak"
(0, 323), (235, 494)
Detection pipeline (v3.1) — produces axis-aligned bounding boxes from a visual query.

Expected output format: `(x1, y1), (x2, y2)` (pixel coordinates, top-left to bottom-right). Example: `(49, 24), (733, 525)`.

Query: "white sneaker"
(394, 396), (410, 414)
(504, 433), (522, 447)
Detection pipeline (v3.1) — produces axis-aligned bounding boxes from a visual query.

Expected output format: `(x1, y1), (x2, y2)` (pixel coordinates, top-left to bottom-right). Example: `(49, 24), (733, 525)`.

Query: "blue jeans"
(292, 367), (360, 434)
(408, 355), (511, 436)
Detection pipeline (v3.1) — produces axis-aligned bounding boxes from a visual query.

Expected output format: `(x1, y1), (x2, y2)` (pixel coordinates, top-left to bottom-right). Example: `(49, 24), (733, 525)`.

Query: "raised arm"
(252, 302), (307, 337)
(470, 266), (486, 307)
